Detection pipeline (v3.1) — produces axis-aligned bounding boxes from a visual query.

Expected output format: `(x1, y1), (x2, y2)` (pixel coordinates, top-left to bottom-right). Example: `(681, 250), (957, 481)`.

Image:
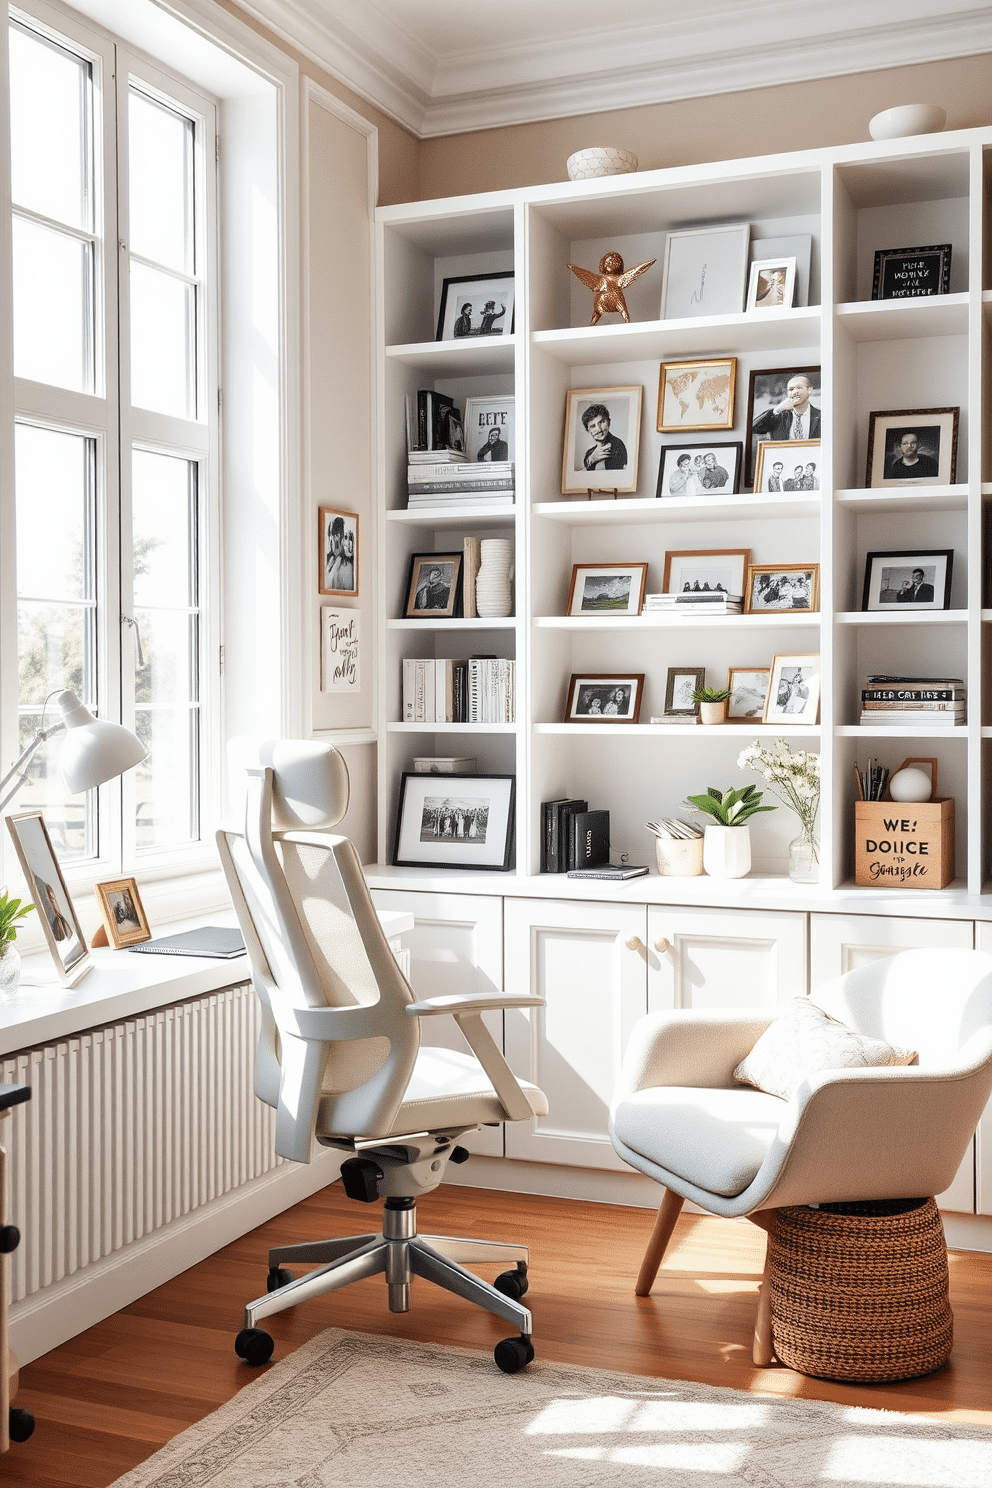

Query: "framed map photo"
(866, 407), (959, 488)
(567, 563), (648, 617)
(872, 244), (951, 301)
(754, 439), (821, 493)
(656, 441), (742, 498)
(745, 563), (819, 614)
(657, 357), (736, 433)
(764, 653), (821, 726)
(662, 547), (750, 598)
(463, 395), (515, 463)
(745, 365), (821, 487)
(727, 667), (771, 723)
(436, 271), (514, 341)
(861, 549), (953, 612)
(562, 385), (642, 495)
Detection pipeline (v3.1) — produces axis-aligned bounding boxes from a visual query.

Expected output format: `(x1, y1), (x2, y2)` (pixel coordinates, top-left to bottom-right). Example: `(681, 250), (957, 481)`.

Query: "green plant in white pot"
(692, 685), (732, 725)
(682, 784), (774, 878)
(0, 888), (34, 1001)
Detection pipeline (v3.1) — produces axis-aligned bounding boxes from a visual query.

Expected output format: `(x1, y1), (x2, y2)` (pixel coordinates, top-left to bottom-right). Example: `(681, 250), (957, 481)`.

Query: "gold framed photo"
(753, 439), (821, 493)
(657, 357), (736, 433)
(745, 563), (819, 614)
(662, 547), (750, 597)
(95, 877), (151, 949)
(318, 507), (358, 596)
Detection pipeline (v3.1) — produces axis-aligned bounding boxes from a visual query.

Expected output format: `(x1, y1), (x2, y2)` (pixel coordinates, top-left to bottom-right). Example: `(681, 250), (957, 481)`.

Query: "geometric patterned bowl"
(566, 146), (638, 180)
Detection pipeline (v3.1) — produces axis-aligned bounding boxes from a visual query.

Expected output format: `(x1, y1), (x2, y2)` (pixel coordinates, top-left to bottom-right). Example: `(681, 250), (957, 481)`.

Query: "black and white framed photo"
(753, 439), (821, 493)
(745, 366), (822, 487)
(404, 552), (463, 618)
(861, 549), (953, 612)
(564, 674), (644, 723)
(872, 244), (951, 301)
(436, 272), (514, 341)
(727, 667), (771, 723)
(664, 665), (705, 718)
(561, 385), (642, 495)
(393, 773), (515, 871)
(566, 563), (648, 616)
(463, 395), (515, 462)
(95, 876), (151, 950)
(656, 441), (742, 498)
(660, 223), (750, 320)
(662, 547), (750, 598)
(866, 408), (959, 487)
(763, 653), (821, 726)
(749, 233), (811, 306)
(657, 358), (735, 433)
(746, 257), (796, 311)
(318, 507), (358, 596)
(745, 563), (819, 613)
(5, 811), (91, 985)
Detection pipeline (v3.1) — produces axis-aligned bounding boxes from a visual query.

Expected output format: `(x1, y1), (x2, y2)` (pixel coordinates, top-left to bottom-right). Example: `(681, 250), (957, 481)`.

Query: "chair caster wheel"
(235, 1328), (274, 1366)
(267, 1266), (294, 1291)
(494, 1267), (528, 1300)
(494, 1335), (534, 1374)
(8, 1407), (35, 1442)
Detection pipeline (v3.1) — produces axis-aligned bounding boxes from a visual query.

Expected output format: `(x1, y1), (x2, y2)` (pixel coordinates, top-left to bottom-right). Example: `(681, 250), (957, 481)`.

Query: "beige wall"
(418, 54), (992, 201)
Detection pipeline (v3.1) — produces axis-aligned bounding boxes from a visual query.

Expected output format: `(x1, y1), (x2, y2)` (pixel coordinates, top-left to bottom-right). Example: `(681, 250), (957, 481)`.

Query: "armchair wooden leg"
(635, 1189), (686, 1296)
(747, 1209), (778, 1366)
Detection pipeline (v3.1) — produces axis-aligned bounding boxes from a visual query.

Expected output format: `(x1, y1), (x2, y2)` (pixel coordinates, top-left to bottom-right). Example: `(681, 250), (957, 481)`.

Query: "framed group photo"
(657, 357), (735, 433)
(562, 386), (642, 495)
(319, 507), (358, 596)
(661, 223), (750, 320)
(862, 548), (953, 612)
(95, 877), (151, 949)
(6, 811), (91, 985)
(436, 271), (514, 341)
(727, 667), (771, 723)
(564, 673), (644, 723)
(866, 408), (958, 487)
(746, 256), (796, 311)
(463, 395), (515, 463)
(656, 440), (742, 498)
(764, 653), (821, 726)
(753, 440), (821, 493)
(404, 551), (463, 618)
(393, 772), (515, 871)
(567, 563), (648, 616)
(745, 563), (819, 613)
(662, 547), (750, 598)
(745, 365), (821, 486)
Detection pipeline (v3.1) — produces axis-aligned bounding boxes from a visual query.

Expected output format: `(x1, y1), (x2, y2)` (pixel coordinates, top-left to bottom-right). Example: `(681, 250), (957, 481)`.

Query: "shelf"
(836, 485), (968, 515)
(387, 722), (516, 734)
(835, 610), (968, 626)
(387, 617), (516, 631)
(387, 505), (517, 526)
(834, 295), (969, 341)
(531, 307), (820, 365)
(385, 334), (515, 376)
(836, 725), (967, 738)
(534, 613), (820, 630)
(533, 492), (819, 524)
(534, 723), (822, 737)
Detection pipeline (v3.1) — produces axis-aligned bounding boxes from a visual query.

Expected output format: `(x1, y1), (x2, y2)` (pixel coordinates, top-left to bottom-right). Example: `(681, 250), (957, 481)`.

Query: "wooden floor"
(5, 1183), (992, 1485)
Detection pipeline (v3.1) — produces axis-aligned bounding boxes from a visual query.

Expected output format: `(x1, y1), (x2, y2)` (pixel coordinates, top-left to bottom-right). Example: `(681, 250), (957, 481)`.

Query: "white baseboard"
(444, 1154), (661, 1208)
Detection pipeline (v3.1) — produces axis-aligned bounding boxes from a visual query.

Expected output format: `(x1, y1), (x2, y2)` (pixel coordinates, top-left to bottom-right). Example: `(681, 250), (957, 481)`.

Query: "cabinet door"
(370, 888), (504, 1156)
(647, 906), (807, 1013)
(503, 897), (646, 1170)
(810, 912), (975, 1213)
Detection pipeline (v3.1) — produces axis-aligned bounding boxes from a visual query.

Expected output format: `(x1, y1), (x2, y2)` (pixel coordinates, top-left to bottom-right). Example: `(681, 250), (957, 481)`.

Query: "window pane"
(130, 260), (194, 417)
(133, 710), (197, 849)
(128, 90), (192, 274)
(13, 217), (93, 391)
(9, 22), (91, 230)
(15, 424), (93, 601)
(134, 610), (195, 706)
(132, 450), (194, 606)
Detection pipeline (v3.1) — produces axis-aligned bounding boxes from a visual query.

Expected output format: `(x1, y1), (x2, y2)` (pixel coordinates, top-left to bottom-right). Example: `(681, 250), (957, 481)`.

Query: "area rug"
(111, 1328), (992, 1488)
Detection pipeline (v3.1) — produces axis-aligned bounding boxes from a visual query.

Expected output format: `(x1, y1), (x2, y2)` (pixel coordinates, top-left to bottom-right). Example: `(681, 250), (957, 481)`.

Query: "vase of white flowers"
(738, 739), (820, 884)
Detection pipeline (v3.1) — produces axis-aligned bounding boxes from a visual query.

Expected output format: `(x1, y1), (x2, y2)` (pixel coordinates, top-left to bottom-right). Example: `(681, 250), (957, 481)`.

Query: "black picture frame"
(404, 552), (463, 619)
(862, 549), (954, 612)
(872, 244), (952, 301)
(744, 365), (821, 488)
(656, 441), (742, 498)
(436, 272), (515, 341)
(393, 772), (515, 871)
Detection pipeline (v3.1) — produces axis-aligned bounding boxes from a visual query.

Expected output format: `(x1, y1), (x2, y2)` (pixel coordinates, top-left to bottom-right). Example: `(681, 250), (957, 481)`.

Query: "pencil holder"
(655, 836), (704, 876)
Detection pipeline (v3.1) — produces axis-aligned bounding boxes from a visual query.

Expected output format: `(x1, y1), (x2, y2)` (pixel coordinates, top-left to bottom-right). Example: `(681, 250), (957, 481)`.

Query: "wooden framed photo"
(656, 440), (742, 498)
(567, 563), (648, 616)
(404, 552), (463, 618)
(565, 674), (644, 723)
(5, 811), (91, 986)
(745, 563), (819, 613)
(866, 408), (959, 487)
(727, 667), (771, 723)
(746, 256), (796, 311)
(393, 772), (515, 871)
(662, 547), (750, 598)
(754, 439), (821, 494)
(436, 271), (514, 341)
(657, 358), (735, 433)
(660, 223), (750, 320)
(562, 385), (642, 495)
(319, 507), (358, 596)
(745, 366), (821, 486)
(664, 665), (705, 718)
(463, 395), (515, 463)
(95, 877), (151, 949)
(872, 244), (951, 301)
(764, 653), (821, 726)
(861, 549), (953, 612)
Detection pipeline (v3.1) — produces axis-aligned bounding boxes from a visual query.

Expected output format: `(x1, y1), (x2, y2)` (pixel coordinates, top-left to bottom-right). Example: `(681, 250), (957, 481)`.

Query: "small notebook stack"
(643, 591), (742, 615)
(406, 459), (515, 509)
(859, 674), (966, 727)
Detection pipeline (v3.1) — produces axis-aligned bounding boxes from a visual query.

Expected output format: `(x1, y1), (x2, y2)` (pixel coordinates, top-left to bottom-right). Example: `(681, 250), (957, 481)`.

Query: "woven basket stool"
(767, 1197), (952, 1383)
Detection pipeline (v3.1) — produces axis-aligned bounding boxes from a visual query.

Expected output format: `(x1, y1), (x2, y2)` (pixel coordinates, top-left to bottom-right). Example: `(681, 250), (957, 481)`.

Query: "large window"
(5, 3), (218, 872)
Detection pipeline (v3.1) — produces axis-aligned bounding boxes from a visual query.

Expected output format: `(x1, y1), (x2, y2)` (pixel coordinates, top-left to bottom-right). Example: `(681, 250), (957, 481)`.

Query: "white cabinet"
(646, 905), (807, 1013)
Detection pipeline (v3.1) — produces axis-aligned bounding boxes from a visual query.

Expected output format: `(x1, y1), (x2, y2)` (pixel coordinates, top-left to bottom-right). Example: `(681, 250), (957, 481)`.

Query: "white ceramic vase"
(702, 824), (751, 879)
(476, 538), (513, 618)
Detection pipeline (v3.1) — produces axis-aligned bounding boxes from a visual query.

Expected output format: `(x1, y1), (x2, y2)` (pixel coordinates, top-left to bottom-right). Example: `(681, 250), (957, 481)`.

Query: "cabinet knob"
(625, 935), (644, 952)
(654, 937), (671, 955)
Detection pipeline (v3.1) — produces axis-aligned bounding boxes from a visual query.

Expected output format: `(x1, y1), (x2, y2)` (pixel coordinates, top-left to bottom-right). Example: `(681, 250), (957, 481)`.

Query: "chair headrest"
(228, 737), (351, 830)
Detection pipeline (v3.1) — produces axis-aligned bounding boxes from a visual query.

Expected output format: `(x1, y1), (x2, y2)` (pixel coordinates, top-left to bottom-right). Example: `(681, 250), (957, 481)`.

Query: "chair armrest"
(615, 1008), (777, 1102)
(405, 993), (544, 1016)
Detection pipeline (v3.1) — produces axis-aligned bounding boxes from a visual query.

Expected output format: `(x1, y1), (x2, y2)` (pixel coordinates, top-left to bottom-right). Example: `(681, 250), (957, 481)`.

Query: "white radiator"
(0, 983), (279, 1305)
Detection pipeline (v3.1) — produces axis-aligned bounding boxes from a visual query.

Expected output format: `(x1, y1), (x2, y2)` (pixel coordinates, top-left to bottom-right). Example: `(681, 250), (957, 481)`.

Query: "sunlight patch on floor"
(822, 1436), (992, 1486)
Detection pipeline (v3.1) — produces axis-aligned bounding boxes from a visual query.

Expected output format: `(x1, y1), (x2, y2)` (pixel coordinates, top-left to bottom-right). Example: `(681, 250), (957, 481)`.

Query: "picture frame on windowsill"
(5, 811), (91, 986)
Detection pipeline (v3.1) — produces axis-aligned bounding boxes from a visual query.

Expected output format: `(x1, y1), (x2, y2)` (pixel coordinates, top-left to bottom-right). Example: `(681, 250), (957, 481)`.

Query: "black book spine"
(558, 800), (588, 872)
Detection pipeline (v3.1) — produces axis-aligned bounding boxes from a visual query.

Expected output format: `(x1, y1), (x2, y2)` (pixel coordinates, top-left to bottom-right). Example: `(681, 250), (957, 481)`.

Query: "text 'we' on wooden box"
(854, 758), (954, 889)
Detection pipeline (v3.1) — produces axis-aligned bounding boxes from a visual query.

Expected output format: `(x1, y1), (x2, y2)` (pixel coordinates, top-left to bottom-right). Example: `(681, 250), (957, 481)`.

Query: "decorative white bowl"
(566, 146), (638, 181)
(868, 104), (946, 141)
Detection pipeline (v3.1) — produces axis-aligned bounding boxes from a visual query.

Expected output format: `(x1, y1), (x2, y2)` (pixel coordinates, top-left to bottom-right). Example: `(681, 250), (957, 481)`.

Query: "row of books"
(407, 455), (515, 510)
(540, 798), (609, 873)
(407, 390), (463, 453)
(402, 656), (515, 723)
(643, 592), (743, 615)
(860, 674), (966, 728)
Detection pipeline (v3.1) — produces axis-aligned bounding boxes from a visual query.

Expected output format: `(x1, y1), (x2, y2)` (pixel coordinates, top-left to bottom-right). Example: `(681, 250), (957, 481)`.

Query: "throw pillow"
(733, 998), (917, 1101)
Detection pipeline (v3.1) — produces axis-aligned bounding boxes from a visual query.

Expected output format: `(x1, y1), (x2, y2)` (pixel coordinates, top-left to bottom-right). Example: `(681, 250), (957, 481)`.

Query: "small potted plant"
(682, 784), (774, 878)
(692, 685), (732, 725)
(0, 888), (34, 1001)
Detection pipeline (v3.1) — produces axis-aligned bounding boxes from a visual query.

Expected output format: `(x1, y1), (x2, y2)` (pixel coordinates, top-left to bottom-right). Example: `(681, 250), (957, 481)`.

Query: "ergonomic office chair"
(217, 740), (548, 1373)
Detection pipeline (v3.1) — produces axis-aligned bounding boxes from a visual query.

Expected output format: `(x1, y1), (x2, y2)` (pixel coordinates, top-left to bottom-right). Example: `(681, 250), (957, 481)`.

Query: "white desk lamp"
(0, 690), (147, 813)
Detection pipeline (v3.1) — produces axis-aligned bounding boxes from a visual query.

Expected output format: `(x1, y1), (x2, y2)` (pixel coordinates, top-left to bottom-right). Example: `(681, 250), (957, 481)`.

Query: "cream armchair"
(610, 949), (992, 1359)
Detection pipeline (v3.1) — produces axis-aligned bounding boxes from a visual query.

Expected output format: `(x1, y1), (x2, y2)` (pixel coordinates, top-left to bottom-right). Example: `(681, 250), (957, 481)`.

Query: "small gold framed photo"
(95, 877), (151, 949)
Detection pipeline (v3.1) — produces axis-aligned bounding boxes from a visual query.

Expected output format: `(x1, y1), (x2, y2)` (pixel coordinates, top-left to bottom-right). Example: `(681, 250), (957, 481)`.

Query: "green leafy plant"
(0, 888), (34, 947)
(692, 686), (731, 704)
(682, 784), (775, 828)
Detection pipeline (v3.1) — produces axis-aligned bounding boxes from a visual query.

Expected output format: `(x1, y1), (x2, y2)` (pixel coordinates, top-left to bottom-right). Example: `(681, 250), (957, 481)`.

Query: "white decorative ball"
(566, 147), (638, 181)
(868, 104), (945, 141)
(888, 767), (932, 803)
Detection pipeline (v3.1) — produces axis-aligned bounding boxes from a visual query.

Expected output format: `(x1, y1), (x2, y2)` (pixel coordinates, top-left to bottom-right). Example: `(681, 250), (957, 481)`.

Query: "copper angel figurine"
(567, 251), (657, 325)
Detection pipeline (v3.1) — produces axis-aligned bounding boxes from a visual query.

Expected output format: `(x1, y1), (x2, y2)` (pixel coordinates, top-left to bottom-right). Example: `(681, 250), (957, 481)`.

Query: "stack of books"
(859, 674), (966, 728)
(541, 798), (605, 873)
(402, 656), (514, 723)
(643, 591), (742, 615)
(407, 458), (515, 510)
(408, 390), (464, 454)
